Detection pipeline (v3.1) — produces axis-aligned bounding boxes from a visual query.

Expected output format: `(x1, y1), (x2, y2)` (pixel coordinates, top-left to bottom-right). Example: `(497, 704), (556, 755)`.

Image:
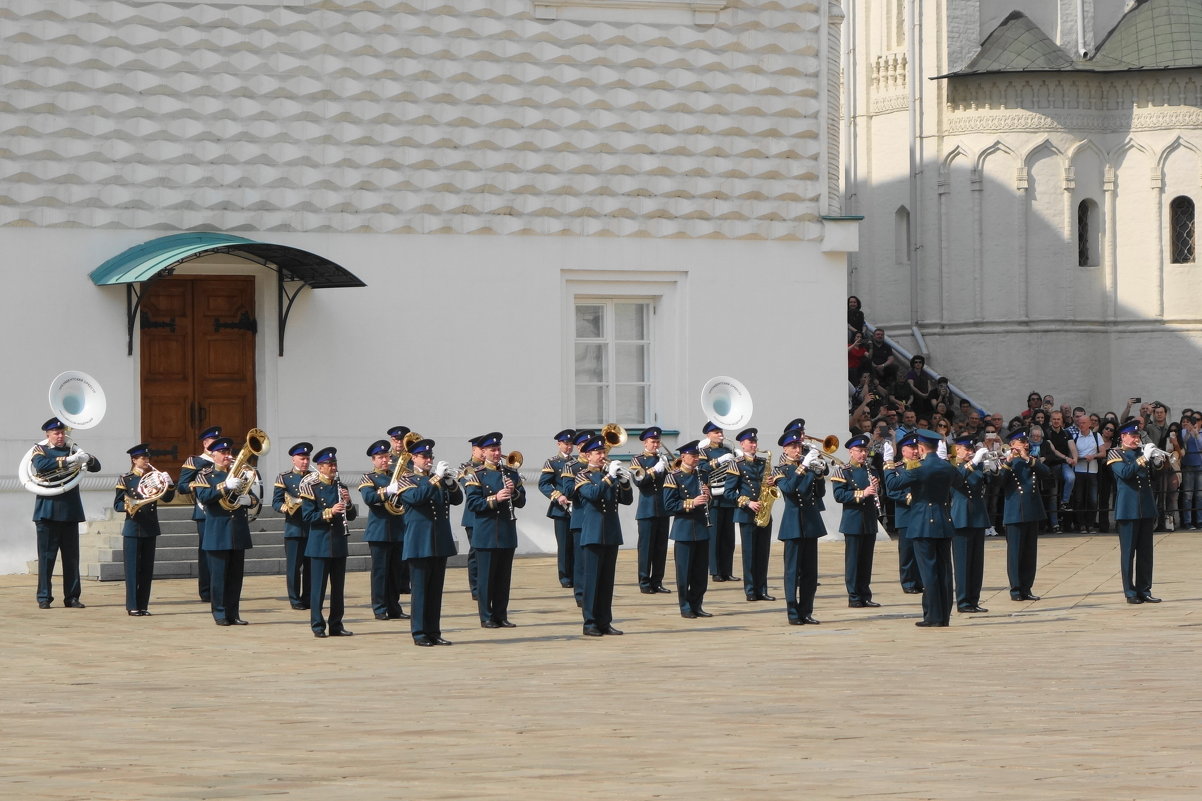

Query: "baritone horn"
(601, 423), (627, 452)
(18, 371), (107, 496)
(218, 427), (270, 512)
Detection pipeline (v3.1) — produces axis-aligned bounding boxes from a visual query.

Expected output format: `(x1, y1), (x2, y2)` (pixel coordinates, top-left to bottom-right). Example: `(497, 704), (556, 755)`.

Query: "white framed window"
(574, 299), (653, 427)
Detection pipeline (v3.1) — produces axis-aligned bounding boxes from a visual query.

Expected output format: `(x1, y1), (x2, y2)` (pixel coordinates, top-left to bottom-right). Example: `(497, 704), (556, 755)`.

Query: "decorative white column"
(1103, 166), (1117, 320)
(1152, 172), (1165, 318)
(972, 169), (984, 321)
(1016, 166), (1030, 319)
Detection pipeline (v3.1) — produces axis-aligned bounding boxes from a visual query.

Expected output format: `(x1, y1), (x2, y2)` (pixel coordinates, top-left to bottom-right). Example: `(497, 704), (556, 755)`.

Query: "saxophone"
(752, 450), (781, 528)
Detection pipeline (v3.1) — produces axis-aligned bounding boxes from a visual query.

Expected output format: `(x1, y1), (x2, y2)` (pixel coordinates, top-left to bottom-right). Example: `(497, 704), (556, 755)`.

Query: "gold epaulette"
(357, 473), (377, 490)
(574, 471), (593, 489)
(1106, 448), (1124, 466)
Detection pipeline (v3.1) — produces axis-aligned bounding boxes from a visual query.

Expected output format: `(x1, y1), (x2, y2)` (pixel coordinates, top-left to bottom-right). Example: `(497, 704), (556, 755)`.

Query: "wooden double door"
(140, 276), (257, 477)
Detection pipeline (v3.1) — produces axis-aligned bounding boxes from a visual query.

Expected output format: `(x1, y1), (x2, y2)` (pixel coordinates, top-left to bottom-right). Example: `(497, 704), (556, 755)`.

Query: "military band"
(464, 432), (526, 628)
(729, 428), (776, 602)
(360, 439), (409, 621)
(397, 438), (461, 646)
(831, 433), (879, 608)
(1108, 420), (1164, 604)
(539, 429), (577, 588)
(272, 441), (313, 610)
(300, 447), (356, 637)
(114, 443), (175, 616)
(179, 425), (221, 603)
(193, 436), (254, 626)
(663, 439), (711, 618)
(632, 426), (672, 595)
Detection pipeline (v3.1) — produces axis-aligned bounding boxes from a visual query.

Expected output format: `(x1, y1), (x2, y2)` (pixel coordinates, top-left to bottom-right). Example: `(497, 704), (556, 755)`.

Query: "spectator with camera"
(1180, 414), (1202, 530)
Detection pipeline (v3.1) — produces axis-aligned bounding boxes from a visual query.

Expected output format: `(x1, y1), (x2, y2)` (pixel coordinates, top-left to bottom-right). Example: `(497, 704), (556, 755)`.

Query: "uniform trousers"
(205, 549), (245, 622)
(1117, 518), (1155, 598)
(553, 517), (574, 587)
(408, 556), (448, 641)
(897, 532), (923, 591)
(708, 506), (736, 577)
(673, 540), (709, 615)
(581, 543), (619, 630)
(35, 520), (81, 606)
(368, 541), (405, 617)
(195, 519), (211, 601)
(309, 556), (346, 634)
(475, 547), (514, 624)
(123, 536), (156, 612)
(571, 529), (585, 604)
(782, 538), (818, 622)
(464, 527), (478, 598)
(284, 537), (310, 608)
(843, 532), (875, 603)
(1005, 522), (1040, 596)
(740, 521), (772, 599)
(637, 517), (670, 590)
(952, 528), (985, 609)
(914, 538), (953, 625)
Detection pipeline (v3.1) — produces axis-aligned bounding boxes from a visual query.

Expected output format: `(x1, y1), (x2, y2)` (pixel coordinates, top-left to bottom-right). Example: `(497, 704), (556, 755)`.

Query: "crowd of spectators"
(846, 297), (1198, 536)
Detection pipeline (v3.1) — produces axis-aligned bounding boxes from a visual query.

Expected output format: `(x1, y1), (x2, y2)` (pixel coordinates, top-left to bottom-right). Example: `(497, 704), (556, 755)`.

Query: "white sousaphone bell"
(17, 371), (107, 496)
(699, 375), (753, 430)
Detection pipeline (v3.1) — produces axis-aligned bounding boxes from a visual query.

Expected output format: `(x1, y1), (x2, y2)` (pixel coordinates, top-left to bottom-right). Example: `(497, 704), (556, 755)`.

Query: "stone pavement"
(2, 532), (1200, 801)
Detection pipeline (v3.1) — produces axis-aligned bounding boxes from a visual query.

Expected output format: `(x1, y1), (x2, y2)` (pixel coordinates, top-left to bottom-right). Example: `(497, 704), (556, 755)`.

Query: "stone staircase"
(71, 503), (373, 582)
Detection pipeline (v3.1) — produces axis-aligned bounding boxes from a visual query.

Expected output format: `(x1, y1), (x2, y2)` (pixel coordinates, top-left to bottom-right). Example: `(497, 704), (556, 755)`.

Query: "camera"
(1132, 397), (1141, 403)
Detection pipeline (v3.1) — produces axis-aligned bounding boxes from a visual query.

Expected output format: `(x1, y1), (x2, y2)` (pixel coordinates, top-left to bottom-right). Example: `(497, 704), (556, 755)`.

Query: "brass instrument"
(601, 423), (627, 452)
(126, 465), (173, 515)
(752, 450), (781, 528)
(499, 451), (524, 522)
(383, 432), (423, 515)
(800, 433), (847, 472)
(218, 427), (270, 512)
(18, 371), (107, 497)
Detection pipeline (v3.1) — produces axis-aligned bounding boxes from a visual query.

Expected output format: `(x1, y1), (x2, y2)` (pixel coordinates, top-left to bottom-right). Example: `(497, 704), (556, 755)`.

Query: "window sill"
(533, 1), (727, 26)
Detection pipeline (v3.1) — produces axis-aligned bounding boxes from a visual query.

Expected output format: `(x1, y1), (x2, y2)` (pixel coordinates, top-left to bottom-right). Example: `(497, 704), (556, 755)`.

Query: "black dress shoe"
(583, 625), (604, 636)
(722, 575), (738, 582)
(694, 609), (713, 618)
(471, 594), (479, 601)
(127, 610), (141, 616)
(973, 605), (988, 613)
(215, 619), (232, 626)
(433, 637), (453, 646)
(1021, 593), (1041, 601)
(375, 614), (389, 620)
(414, 636), (435, 647)
(787, 618), (804, 625)
(655, 585), (671, 593)
(602, 626), (623, 635)
(903, 588), (923, 594)
(712, 575), (726, 582)
(759, 594), (777, 601)
(228, 618), (249, 625)
(1126, 596), (1144, 604)
(140, 610), (152, 616)
(37, 601), (51, 609)
(1141, 595), (1162, 603)
(680, 611), (698, 619)
(640, 588), (656, 594)
(848, 600), (866, 608)
(800, 616), (820, 625)
(560, 582), (574, 589)
(390, 611), (410, 620)
(291, 603), (307, 610)
(499, 620), (517, 628)
(746, 596), (758, 602)
(200, 596), (211, 603)
(482, 620), (501, 628)
(915, 620), (937, 627)
(1010, 594), (1023, 601)
(313, 630), (328, 638)
(64, 599), (86, 608)
(862, 600), (880, 607)
(330, 629), (353, 637)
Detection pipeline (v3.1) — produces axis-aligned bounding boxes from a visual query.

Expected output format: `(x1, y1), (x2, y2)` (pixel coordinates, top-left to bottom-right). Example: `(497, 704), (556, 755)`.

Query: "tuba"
(18, 371), (107, 496)
(218, 428), (270, 512)
(383, 432), (423, 515)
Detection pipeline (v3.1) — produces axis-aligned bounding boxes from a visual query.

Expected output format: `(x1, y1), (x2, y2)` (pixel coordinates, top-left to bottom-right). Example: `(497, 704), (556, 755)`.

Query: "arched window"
(1171, 196), (1195, 264)
(895, 206), (911, 265)
(1077, 199), (1100, 267)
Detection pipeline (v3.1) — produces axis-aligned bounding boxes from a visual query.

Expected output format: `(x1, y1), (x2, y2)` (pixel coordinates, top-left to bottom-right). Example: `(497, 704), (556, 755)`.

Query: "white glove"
(802, 449), (821, 469)
(68, 450), (91, 466)
(385, 480), (399, 496)
(224, 474), (246, 491)
(1142, 443), (1156, 460)
(715, 452), (735, 467)
(434, 460), (450, 479)
(616, 466), (631, 485)
(236, 494), (255, 507)
(605, 460), (619, 478)
(972, 447), (988, 466)
(882, 441), (895, 463)
(653, 457), (667, 475)
(710, 483), (725, 497)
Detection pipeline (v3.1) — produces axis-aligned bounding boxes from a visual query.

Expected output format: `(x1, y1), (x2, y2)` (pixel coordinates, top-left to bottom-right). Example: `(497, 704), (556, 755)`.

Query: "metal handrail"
(858, 322), (992, 417)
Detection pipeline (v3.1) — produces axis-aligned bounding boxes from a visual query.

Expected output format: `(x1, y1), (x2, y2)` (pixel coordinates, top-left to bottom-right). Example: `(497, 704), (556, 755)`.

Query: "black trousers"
(708, 506), (736, 577)
(581, 543), (619, 629)
(843, 532), (875, 603)
(637, 517), (670, 590)
(35, 520), (81, 606)
(571, 528), (586, 604)
(195, 518), (211, 601)
(914, 537), (953, 625)
(409, 556), (448, 640)
(740, 521), (772, 599)
(476, 547), (515, 624)
(1117, 518), (1155, 598)
(673, 539), (709, 614)
(782, 538), (818, 622)
(553, 516), (574, 587)
(309, 556), (346, 634)
(952, 528), (985, 609)
(284, 536), (310, 608)
(1005, 522), (1040, 596)
(897, 531), (922, 591)
(205, 549), (246, 622)
(464, 527), (478, 597)
(368, 540), (405, 617)
(123, 536), (156, 612)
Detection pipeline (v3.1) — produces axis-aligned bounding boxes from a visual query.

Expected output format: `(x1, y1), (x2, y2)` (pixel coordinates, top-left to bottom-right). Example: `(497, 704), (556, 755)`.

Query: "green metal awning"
(88, 233), (366, 356)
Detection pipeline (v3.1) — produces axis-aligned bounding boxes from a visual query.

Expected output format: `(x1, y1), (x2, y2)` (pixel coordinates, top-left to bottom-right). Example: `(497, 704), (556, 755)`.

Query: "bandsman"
(31, 416), (101, 610)
(572, 435), (632, 636)
(385, 425), (413, 595)
(663, 439), (711, 618)
(886, 430), (923, 595)
(950, 436), (993, 613)
(193, 436), (254, 626)
(458, 434), (487, 601)
(632, 426), (672, 594)
(538, 429), (576, 588)
(464, 432), (526, 628)
(300, 447), (356, 638)
(831, 433), (880, 609)
(560, 429), (596, 607)
(179, 425), (221, 602)
(398, 438), (462, 646)
(359, 439), (409, 621)
(775, 428), (827, 625)
(272, 441), (313, 610)
(114, 443), (174, 616)
(1000, 429), (1050, 602)
(698, 422), (737, 582)
(1108, 420), (1165, 604)
(729, 428), (776, 602)
(892, 430), (957, 627)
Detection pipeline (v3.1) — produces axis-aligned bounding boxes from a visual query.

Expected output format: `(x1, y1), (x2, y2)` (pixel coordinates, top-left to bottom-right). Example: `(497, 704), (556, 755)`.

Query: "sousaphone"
(699, 375), (753, 430)
(18, 371), (107, 496)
